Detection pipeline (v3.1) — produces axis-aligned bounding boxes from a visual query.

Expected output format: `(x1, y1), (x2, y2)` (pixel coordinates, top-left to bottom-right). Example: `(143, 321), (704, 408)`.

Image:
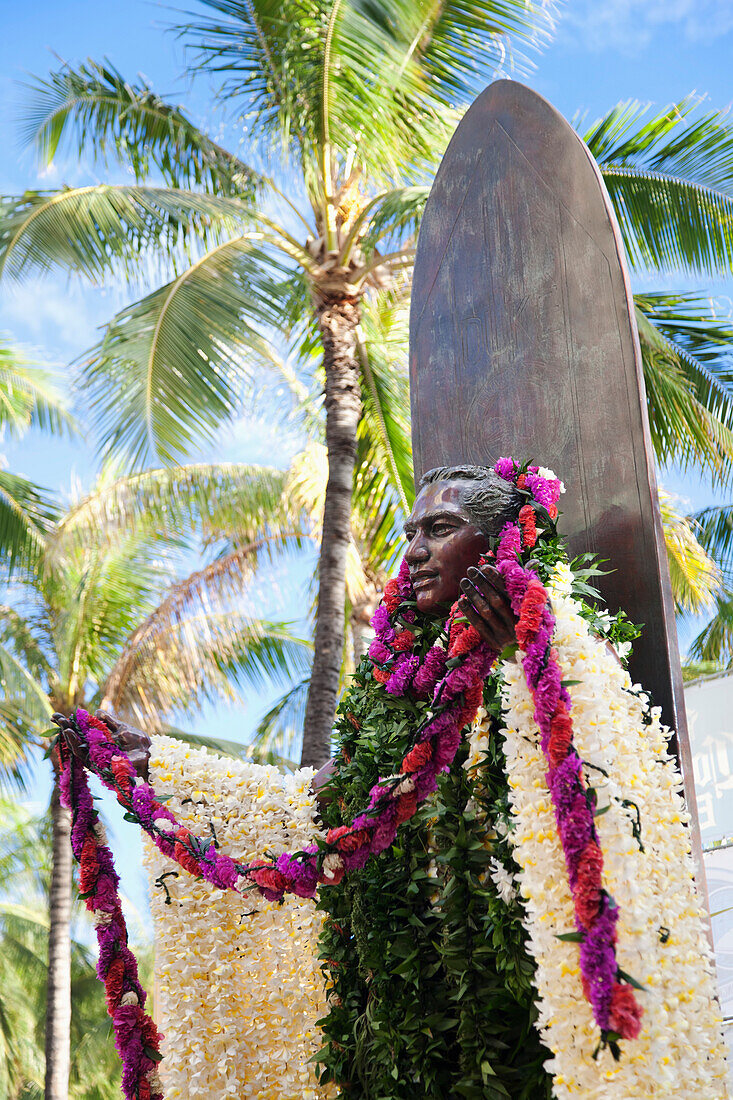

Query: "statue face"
(404, 481), (489, 613)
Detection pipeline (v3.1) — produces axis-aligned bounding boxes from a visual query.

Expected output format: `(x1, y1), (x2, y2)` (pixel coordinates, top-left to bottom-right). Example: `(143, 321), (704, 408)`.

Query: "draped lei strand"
(58, 458), (642, 1097)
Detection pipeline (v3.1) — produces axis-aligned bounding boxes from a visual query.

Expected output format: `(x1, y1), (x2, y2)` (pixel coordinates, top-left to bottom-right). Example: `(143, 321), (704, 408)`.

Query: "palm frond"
(602, 168), (733, 277)
(414, 0), (557, 100)
(359, 185), (428, 255)
(78, 237), (298, 465)
(0, 607), (53, 687)
(183, 0), (555, 188)
(251, 676), (310, 763)
(583, 96), (733, 192)
(0, 186), (248, 286)
(581, 98), (733, 277)
(634, 299), (733, 480)
(659, 490), (720, 614)
(0, 642), (51, 766)
(53, 462), (296, 558)
(0, 342), (75, 437)
(0, 471), (56, 576)
(358, 297), (413, 504)
(101, 542), (312, 723)
(689, 588), (733, 665)
(48, 534), (173, 697)
(22, 58), (261, 199)
(181, 0), (316, 166)
(693, 503), (733, 582)
(106, 611), (311, 728)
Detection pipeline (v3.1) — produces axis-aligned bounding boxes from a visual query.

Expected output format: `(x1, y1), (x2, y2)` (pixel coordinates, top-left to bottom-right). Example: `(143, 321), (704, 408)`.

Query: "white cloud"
(561, 0), (733, 53)
(0, 276), (131, 364)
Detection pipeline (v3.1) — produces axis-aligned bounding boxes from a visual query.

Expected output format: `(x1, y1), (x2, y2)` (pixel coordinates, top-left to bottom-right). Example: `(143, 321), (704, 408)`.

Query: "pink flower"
(494, 457), (518, 480)
(609, 981), (643, 1039)
(368, 638), (392, 664)
(496, 523), (522, 565)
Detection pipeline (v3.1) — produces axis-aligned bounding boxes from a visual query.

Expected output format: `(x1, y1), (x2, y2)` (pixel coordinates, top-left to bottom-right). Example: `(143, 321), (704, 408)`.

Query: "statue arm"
(311, 756), (338, 811)
(55, 708), (338, 813)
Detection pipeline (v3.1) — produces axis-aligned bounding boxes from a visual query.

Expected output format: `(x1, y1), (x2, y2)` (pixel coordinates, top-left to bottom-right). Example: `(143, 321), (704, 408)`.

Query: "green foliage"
(315, 648), (552, 1098)
(634, 294), (733, 480)
(582, 96), (733, 277)
(182, 0), (553, 185)
(0, 461), (312, 757)
(0, 341), (69, 577)
(22, 59), (261, 198)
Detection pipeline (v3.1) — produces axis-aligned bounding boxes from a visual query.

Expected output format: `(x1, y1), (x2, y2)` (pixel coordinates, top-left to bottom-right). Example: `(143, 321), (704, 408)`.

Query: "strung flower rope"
(58, 458), (643, 1096)
(57, 736), (164, 1100)
(493, 457), (643, 1050)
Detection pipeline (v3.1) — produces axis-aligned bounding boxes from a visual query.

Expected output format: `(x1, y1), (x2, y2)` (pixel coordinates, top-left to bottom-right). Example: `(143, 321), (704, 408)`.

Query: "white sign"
(685, 673), (733, 847)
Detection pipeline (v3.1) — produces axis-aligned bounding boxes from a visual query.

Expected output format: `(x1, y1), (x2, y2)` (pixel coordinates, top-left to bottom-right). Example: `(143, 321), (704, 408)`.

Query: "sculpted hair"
(418, 465), (522, 538)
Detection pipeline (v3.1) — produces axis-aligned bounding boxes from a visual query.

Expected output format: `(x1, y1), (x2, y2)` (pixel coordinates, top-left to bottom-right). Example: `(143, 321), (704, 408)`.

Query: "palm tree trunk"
(44, 756), (72, 1100)
(301, 295), (362, 768)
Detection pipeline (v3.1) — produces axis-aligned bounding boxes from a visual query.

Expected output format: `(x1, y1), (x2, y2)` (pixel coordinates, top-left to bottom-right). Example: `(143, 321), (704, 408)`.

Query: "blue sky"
(2, 0), (733, 916)
(3, 0), (733, 497)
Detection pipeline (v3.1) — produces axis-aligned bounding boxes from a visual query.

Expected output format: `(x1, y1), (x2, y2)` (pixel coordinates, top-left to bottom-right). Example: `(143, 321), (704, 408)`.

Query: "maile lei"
(58, 458), (643, 1099)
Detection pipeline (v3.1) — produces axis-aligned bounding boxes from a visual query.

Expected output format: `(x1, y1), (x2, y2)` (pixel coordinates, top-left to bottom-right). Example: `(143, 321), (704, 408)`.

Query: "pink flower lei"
(58, 458), (642, 1095)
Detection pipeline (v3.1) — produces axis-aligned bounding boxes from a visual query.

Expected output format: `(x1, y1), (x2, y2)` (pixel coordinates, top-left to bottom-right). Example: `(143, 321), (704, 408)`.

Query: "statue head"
(404, 465), (521, 613)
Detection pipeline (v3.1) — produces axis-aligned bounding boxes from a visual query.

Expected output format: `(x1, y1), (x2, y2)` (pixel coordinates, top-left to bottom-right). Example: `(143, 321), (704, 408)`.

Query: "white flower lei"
(466, 561), (729, 1098)
(143, 736), (334, 1100)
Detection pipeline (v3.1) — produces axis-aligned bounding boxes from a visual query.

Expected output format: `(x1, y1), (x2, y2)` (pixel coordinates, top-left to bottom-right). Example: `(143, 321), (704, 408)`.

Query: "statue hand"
(51, 709), (151, 781)
(457, 564), (517, 654)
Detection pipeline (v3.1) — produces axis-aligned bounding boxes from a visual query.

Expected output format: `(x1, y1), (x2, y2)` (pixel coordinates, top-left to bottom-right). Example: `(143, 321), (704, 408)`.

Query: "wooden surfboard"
(409, 79), (704, 881)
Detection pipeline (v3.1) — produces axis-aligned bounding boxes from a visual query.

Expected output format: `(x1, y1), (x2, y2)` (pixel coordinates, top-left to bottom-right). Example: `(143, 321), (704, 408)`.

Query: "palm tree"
(0, 1), (556, 765)
(5, 15), (733, 761)
(1, 461), (311, 1100)
(659, 490), (720, 615)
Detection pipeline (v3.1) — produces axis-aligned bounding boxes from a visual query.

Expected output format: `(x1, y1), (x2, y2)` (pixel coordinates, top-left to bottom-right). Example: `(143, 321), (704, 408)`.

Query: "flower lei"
(57, 739), (164, 1100)
(492, 458), (643, 1052)
(58, 457), (647, 1097)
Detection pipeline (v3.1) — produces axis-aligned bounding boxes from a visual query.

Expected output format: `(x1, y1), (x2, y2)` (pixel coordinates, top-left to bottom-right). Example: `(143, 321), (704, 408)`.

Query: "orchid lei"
(58, 457), (645, 1097)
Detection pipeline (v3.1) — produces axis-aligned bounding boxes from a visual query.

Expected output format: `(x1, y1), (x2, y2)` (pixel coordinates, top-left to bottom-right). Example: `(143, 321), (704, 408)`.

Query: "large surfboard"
(409, 80), (704, 880)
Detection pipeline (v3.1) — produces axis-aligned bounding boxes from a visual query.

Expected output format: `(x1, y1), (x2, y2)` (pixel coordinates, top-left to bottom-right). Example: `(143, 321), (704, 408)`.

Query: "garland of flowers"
(142, 739), (333, 1099)
(492, 458), (643, 1050)
(484, 562), (729, 1097)
(56, 736), (164, 1100)
(58, 458), (654, 1095)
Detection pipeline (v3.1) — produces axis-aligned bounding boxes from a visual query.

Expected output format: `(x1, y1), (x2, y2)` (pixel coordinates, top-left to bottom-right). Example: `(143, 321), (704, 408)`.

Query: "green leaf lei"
(315, 543), (639, 1099)
(316, 643), (551, 1098)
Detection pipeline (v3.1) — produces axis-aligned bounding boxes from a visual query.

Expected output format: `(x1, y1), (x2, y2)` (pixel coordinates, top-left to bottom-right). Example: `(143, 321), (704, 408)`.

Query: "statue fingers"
(94, 709), (121, 733)
(62, 726), (90, 763)
(465, 567), (515, 631)
(458, 592), (501, 651)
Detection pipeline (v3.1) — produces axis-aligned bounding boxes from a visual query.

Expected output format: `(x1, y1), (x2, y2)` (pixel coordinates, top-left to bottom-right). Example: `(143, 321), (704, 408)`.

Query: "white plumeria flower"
(496, 568), (728, 1096)
(144, 734), (327, 1099)
(488, 856), (516, 904)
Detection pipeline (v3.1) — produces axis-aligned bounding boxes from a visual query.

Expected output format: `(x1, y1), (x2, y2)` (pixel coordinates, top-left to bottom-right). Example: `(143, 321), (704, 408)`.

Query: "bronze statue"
(54, 465), (524, 782)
